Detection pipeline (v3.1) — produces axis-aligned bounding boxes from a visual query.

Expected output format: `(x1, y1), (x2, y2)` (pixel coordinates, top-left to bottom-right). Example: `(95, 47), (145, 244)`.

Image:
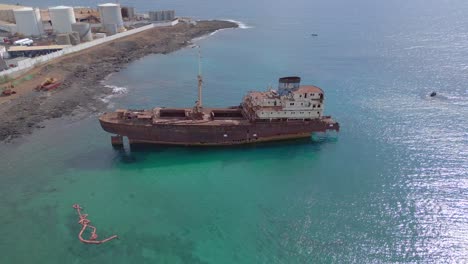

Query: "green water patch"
(0, 74), (36, 91)
(11, 74), (35, 86)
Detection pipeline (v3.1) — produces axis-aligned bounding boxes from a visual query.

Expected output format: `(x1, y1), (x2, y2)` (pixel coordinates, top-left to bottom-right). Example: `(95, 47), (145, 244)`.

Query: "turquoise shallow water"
(1, 0), (468, 263)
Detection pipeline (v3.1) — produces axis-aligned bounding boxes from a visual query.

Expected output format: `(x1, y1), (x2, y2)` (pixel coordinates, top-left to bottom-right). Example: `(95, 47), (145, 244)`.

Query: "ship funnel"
(278, 76), (301, 95)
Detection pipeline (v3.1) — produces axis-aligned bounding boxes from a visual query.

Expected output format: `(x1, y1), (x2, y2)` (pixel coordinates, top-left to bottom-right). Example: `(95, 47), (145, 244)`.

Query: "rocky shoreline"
(0, 20), (238, 142)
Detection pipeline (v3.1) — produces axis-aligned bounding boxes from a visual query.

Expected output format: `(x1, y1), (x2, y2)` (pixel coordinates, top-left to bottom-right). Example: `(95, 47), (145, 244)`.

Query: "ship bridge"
(243, 77), (326, 120)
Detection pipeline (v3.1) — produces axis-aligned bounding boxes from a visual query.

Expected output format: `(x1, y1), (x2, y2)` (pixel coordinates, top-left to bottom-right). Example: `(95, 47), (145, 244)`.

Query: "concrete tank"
(71, 22), (92, 42)
(69, 31), (80, 45)
(13, 7), (43, 36)
(98, 3), (124, 35)
(49, 6), (76, 33)
(93, 33), (107, 39)
(56, 33), (71, 45)
(121, 6), (135, 20)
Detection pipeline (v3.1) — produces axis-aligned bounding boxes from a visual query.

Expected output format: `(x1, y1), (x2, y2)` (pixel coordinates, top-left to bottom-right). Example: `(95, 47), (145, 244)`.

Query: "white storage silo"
(13, 7), (43, 36)
(49, 6), (76, 33)
(98, 3), (124, 35)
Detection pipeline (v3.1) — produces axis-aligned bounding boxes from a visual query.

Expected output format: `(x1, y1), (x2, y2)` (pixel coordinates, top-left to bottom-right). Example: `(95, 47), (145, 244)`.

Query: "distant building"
(149, 10), (175, 22)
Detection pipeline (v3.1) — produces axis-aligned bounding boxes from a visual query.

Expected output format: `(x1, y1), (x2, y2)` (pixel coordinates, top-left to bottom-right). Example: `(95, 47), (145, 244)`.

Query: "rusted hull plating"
(99, 116), (339, 146)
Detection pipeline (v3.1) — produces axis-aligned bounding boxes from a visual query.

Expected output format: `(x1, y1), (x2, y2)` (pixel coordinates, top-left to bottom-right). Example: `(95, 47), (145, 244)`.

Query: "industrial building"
(0, 2), (180, 72)
(0, 3), (176, 37)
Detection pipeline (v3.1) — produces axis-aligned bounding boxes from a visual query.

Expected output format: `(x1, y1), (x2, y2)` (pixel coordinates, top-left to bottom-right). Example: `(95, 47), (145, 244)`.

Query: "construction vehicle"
(1, 83), (16, 96)
(36, 77), (61, 91)
(1, 88), (16, 96)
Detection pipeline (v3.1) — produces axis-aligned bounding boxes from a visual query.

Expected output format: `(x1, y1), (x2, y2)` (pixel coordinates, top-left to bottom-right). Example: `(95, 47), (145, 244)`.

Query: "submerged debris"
(72, 204), (118, 244)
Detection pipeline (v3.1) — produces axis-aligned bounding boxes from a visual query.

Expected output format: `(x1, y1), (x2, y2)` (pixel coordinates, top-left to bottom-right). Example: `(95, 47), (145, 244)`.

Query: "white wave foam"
(192, 30), (221, 42)
(105, 84), (128, 95)
(224, 19), (253, 29)
(192, 19), (251, 42)
(403, 45), (426, 50)
(99, 82), (128, 104)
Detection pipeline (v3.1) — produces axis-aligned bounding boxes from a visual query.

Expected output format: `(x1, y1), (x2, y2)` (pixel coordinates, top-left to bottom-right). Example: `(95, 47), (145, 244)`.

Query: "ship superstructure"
(243, 77), (325, 120)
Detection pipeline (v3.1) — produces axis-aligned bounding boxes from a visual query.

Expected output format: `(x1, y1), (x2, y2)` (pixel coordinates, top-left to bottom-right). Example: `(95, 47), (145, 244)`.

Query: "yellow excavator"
(36, 77), (61, 91)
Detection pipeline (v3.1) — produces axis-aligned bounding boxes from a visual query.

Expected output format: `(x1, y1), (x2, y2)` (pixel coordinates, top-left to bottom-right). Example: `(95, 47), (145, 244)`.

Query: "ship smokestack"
(278, 76), (301, 95)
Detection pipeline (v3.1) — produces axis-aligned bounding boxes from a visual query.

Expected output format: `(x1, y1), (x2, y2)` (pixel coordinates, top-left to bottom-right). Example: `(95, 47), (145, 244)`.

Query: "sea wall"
(0, 19), (179, 78)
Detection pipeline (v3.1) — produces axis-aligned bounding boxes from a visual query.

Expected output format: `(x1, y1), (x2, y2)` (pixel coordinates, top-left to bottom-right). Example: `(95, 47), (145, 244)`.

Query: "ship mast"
(197, 46), (203, 108)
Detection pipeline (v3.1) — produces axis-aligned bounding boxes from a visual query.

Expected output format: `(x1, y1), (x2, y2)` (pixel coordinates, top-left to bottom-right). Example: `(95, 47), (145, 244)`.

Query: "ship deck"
(99, 107), (339, 127)
(100, 107), (250, 126)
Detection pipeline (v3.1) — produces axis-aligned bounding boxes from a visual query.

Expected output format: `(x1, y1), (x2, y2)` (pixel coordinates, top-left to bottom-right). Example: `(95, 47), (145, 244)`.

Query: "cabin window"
(290, 103), (294, 106)
(271, 112), (273, 114)
(313, 104), (316, 108)
(299, 95), (302, 97)
(304, 93), (307, 98)
(292, 112), (295, 114)
(318, 104), (321, 108)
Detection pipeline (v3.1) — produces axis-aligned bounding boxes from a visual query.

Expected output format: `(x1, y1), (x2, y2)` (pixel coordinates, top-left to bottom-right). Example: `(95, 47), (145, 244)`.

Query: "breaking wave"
(99, 82), (128, 104)
(192, 19), (252, 42)
(224, 19), (253, 29)
(105, 84), (128, 95)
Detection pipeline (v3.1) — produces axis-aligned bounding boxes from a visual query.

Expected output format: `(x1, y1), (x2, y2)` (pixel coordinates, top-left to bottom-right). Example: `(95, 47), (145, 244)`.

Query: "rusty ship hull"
(99, 107), (339, 146)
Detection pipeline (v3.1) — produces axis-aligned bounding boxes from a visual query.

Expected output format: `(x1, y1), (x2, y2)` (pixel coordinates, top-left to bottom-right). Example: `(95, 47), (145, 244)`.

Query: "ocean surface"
(1, 0), (467, 263)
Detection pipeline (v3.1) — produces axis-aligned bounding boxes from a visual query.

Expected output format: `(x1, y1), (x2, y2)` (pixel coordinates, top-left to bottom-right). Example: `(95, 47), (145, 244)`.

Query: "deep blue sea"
(1, 0), (467, 263)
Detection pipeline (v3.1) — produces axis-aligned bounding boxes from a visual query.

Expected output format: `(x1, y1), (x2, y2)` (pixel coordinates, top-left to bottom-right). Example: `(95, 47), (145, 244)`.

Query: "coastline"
(0, 20), (238, 142)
